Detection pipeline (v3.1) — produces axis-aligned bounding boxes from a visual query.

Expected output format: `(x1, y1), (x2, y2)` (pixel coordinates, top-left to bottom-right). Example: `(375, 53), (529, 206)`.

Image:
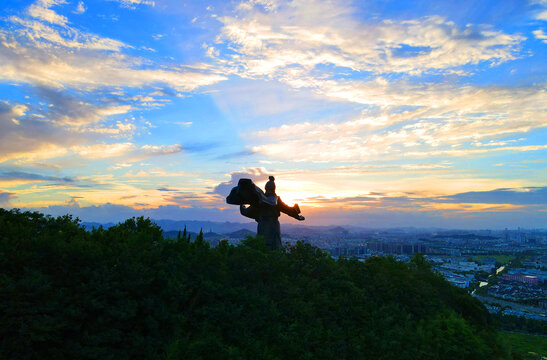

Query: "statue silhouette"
(226, 176), (305, 250)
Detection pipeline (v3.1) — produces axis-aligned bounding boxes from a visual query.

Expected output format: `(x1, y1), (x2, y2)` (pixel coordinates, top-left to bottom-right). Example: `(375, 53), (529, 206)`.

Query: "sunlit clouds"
(216, 6), (523, 77)
(250, 84), (547, 162)
(0, 0), (545, 227)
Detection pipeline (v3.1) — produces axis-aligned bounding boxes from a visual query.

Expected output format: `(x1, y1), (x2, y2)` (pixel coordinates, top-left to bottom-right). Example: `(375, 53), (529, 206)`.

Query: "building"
(501, 273), (539, 285)
(367, 241), (428, 255)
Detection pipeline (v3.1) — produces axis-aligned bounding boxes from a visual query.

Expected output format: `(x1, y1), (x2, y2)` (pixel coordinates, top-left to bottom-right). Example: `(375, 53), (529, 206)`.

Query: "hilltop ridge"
(1, 209), (510, 359)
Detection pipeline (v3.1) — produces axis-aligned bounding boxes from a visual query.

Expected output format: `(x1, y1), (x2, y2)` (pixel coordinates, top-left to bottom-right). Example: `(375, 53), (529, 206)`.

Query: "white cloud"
(250, 82), (547, 162)
(0, 91), (134, 164)
(115, 0), (155, 8)
(10, 16), (127, 51)
(56, 103), (132, 126)
(214, 0), (524, 80)
(71, 142), (135, 159)
(208, 0), (534, 166)
(0, 0), (227, 91)
(70, 143), (182, 160)
(532, 0), (547, 20)
(0, 0), (229, 168)
(533, 29), (547, 43)
(140, 144), (183, 156)
(0, 101), (70, 163)
(0, 28), (226, 91)
(74, 1), (86, 14)
(87, 121), (136, 137)
(28, 0), (68, 26)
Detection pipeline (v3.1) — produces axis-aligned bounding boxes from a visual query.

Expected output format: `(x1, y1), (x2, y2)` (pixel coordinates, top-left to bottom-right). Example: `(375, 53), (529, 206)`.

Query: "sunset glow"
(0, 0), (545, 227)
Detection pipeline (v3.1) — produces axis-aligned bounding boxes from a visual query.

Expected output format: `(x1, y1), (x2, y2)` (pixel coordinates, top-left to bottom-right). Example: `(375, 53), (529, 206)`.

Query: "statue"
(226, 176), (305, 249)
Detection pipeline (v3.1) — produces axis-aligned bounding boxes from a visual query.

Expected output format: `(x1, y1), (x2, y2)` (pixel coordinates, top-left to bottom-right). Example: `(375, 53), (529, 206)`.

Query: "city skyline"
(0, 0), (546, 227)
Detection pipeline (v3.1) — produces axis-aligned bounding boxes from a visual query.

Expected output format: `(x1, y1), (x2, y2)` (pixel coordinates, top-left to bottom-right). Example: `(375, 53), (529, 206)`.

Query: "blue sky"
(0, 0), (546, 228)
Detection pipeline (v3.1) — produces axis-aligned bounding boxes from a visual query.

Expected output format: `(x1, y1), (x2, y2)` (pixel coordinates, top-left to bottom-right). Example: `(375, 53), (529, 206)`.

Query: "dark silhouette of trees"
(0, 209), (510, 359)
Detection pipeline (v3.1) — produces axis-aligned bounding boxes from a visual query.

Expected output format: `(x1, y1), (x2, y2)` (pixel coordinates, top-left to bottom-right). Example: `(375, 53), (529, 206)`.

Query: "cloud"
(212, 167), (271, 196)
(181, 142), (221, 153)
(533, 0), (547, 20)
(114, 0), (155, 8)
(31, 202), (241, 223)
(34, 87), (133, 127)
(1, 0), (545, 229)
(214, 149), (256, 160)
(0, 28), (226, 90)
(71, 143), (183, 161)
(71, 143), (136, 159)
(74, 1), (86, 14)
(157, 187), (178, 192)
(24, 186), (547, 228)
(28, 0), (69, 26)
(203, 1), (544, 164)
(533, 29), (547, 43)
(215, 1), (523, 79)
(0, 191), (17, 207)
(9, 15), (127, 51)
(87, 122), (137, 137)
(315, 186), (547, 207)
(0, 1), (227, 91)
(0, 170), (74, 183)
(0, 0), (226, 165)
(433, 187), (547, 205)
(249, 81), (547, 162)
(139, 144), (183, 157)
(0, 92), (137, 164)
(0, 101), (71, 163)
(293, 186), (547, 226)
(404, 144), (547, 158)
(301, 204), (546, 228)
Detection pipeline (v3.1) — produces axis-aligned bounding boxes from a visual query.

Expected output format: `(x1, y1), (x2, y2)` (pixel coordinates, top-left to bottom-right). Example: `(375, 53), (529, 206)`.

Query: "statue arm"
(278, 197), (304, 221)
(240, 204), (258, 221)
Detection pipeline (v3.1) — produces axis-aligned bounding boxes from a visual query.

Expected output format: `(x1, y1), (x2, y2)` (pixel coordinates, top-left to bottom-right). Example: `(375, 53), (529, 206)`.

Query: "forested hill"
(1, 209), (510, 359)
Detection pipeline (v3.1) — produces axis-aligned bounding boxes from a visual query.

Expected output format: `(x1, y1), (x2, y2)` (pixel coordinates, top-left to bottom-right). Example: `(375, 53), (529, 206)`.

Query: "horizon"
(1, 0), (546, 228)
(14, 208), (546, 232)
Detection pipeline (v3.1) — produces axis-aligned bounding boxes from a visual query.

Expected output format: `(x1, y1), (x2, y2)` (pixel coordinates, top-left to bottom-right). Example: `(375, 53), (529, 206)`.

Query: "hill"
(164, 229), (200, 239)
(81, 219), (257, 233)
(227, 228), (256, 238)
(0, 209), (510, 359)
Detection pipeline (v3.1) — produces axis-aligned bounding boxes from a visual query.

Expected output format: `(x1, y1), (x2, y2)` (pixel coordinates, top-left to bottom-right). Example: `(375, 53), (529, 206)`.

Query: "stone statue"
(226, 176), (305, 250)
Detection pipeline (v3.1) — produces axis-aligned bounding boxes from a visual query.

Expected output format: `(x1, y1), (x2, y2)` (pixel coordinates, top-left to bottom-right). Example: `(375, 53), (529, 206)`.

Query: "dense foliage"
(500, 332), (546, 360)
(1, 209), (509, 359)
(493, 313), (547, 335)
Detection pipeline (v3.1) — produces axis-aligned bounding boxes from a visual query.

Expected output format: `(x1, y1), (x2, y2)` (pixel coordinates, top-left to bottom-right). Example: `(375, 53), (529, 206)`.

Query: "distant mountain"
(163, 230), (199, 239)
(203, 231), (223, 239)
(227, 228), (256, 238)
(81, 221), (115, 230)
(81, 219), (352, 239)
(82, 219), (256, 234)
(81, 219), (506, 239)
(142, 219), (256, 233)
(163, 230), (224, 240)
(281, 224), (350, 238)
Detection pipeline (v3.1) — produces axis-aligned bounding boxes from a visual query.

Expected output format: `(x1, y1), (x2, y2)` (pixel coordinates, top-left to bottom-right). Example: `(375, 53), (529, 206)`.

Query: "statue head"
(265, 175), (276, 196)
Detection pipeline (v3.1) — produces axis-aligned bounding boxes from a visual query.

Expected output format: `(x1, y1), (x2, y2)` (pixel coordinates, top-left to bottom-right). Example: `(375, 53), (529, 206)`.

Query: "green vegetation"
(471, 255), (515, 265)
(493, 313), (547, 335)
(500, 332), (546, 360)
(1, 209), (511, 359)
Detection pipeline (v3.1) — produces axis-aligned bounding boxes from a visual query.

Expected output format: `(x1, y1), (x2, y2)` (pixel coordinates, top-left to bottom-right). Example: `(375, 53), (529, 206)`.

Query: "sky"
(0, 0), (546, 228)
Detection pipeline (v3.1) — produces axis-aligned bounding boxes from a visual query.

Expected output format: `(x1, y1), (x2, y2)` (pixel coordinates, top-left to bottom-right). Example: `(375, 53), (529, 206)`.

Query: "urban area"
(173, 224), (547, 322)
